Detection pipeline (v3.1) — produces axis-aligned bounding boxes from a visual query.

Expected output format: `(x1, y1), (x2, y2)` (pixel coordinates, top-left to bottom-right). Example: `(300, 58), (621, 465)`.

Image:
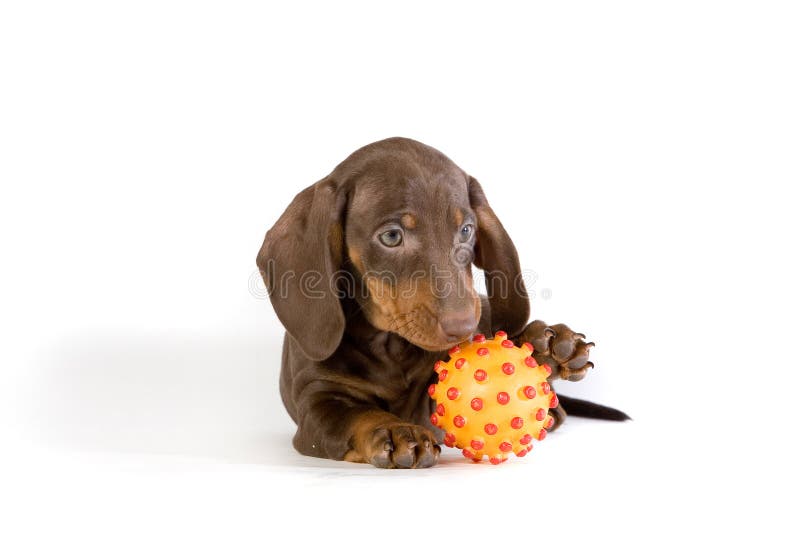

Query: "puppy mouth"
(436, 330), (473, 349)
(406, 336), (464, 352)
(380, 306), (478, 352)
(384, 324), (461, 352)
(401, 324), (474, 352)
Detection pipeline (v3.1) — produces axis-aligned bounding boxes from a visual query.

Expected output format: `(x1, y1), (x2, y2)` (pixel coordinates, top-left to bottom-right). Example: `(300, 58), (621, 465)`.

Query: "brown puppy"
(257, 137), (627, 468)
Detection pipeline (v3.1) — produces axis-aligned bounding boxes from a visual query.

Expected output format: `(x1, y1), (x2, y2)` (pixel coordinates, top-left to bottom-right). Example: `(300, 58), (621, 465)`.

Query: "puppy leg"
(518, 320), (595, 382)
(342, 410), (441, 468)
(293, 400), (441, 469)
(516, 320), (630, 426)
(515, 320), (595, 431)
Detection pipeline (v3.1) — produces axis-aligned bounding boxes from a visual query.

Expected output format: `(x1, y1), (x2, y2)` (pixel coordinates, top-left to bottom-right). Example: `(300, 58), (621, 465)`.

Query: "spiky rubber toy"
(428, 330), (558, 464)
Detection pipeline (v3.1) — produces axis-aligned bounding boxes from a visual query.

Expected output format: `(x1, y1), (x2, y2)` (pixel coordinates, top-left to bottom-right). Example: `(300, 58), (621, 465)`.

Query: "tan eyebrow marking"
(401, 214), (417, 229)
(454, 208), (464, 227)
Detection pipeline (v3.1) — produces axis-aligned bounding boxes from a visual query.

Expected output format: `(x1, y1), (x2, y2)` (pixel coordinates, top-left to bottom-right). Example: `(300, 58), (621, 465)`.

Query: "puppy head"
(257, 137), (528, 360)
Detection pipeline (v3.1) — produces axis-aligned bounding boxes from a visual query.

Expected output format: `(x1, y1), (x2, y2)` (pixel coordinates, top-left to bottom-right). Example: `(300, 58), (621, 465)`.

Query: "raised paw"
(518, 320), (595, 382)
(359, 422), (441, 469)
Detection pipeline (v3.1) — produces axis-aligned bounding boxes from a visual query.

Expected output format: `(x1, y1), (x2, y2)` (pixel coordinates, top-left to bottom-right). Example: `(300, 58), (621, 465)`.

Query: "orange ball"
(429, 330), (557, 464)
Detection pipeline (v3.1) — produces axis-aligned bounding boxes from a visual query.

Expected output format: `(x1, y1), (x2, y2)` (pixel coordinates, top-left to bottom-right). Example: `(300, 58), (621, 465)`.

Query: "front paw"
(363, 422), (441, 469)
(519, 320), (595, 381)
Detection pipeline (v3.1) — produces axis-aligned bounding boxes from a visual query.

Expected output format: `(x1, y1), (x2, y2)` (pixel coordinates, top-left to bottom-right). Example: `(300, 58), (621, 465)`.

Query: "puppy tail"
(558, 395), (631, 422)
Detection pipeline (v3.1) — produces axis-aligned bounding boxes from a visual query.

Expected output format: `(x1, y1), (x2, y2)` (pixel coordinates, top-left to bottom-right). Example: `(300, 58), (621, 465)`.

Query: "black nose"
(439, 314), (477, 341)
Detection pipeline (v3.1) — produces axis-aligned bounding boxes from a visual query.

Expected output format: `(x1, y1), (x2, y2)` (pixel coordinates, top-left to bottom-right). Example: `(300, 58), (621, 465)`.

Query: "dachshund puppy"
(257, 137), (628, 468)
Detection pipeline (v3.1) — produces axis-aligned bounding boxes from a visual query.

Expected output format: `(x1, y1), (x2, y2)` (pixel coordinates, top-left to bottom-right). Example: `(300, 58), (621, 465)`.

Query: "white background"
(2, 1), (798, 538)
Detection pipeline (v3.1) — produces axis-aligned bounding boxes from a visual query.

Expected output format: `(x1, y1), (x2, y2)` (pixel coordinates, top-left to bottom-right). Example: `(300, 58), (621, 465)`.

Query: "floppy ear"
(468, 175), (530, 337)
(256, 176), (347, 361)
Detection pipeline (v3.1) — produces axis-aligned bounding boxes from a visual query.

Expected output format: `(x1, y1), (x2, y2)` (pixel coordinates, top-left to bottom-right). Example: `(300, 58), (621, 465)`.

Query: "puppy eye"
(459, 224), (474, 243)
(379, 228), (403, 247)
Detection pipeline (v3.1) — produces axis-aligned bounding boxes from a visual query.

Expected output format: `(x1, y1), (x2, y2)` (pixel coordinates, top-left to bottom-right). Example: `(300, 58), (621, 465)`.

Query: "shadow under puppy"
(257, 137), (628, 468)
